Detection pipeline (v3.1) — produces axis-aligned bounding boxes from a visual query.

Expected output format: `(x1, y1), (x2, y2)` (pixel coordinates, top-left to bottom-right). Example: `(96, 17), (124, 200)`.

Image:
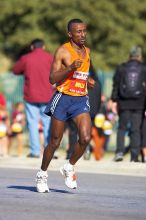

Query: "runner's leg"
(41, 117), (65, 171)
(69, 112), (92, 165)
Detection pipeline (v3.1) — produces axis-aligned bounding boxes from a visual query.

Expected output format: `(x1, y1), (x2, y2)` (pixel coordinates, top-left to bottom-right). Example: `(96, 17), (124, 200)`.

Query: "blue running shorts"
(44, 92), (90, 121)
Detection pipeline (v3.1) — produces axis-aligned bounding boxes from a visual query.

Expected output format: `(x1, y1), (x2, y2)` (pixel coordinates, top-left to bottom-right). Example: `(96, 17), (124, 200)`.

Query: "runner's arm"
(49, 47), (82, 84)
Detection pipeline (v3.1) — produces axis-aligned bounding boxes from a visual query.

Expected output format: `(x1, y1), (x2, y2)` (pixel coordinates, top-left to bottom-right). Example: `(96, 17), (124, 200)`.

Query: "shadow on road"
(8, 185), (37, 192)
(7, 186), (75, 194)
(50, 188), (75, 194)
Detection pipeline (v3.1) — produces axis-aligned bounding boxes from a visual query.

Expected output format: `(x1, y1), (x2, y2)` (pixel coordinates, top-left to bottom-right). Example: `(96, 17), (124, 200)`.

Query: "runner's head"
(67, 19), (87, 47)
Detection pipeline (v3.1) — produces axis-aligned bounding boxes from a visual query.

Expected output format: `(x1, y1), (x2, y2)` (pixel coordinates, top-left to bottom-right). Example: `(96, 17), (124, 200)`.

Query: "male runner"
(36, 18), (95, 193)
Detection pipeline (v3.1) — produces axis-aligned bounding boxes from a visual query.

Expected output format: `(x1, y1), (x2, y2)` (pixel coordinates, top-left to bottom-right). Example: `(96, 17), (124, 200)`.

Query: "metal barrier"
(0, 72), (23, 112)
(97, 69), (114, 97)
(0, 71), (114, 111)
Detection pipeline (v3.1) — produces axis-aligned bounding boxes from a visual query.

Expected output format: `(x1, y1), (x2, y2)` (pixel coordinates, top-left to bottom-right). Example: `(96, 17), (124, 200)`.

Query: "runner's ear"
(68, 32), (72, 38)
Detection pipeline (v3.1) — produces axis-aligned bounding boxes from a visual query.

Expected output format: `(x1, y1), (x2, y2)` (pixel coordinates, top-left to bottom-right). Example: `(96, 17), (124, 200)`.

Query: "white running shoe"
(36, 170), (49, 193)
(60, 165), (77, 189)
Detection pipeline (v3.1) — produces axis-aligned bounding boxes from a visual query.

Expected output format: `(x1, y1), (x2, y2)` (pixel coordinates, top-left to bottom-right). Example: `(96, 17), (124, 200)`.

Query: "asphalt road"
(0, 167), (146, 220)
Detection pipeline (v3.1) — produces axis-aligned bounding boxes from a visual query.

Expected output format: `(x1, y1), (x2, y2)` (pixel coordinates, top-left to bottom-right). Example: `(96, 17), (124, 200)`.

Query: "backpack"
(119, 62), (145, 99)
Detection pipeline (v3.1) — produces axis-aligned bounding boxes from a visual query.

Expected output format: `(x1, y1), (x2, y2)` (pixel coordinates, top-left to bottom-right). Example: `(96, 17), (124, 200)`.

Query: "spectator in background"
(111, 46), (146, 162)
(13, 39), (54, 158)
(65, 63), (102, 161)
(8, 102), (25, 157)
(101, 98), (117, 152)
(0, 93), (6, 108)
(65, 119), (78, 160)
(88, 63), (101, 120)
(0, 94), (10, 157)
(66, 62), (101, 160)
(141, 103), (146, 163)
(84, 64), (102, 160)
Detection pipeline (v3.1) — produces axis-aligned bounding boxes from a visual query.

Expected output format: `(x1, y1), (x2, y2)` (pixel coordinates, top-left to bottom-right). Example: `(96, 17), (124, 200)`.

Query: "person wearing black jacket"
(111, 46), (146, 162)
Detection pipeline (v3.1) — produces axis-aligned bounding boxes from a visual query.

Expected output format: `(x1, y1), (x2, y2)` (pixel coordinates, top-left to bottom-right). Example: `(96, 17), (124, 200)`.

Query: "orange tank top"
(56, 42), (90, 96)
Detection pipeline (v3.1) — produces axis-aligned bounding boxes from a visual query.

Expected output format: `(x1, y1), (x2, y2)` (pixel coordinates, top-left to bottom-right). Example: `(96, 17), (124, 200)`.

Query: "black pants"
(116, 110), (143, 160)
(66, 119), (78, 159)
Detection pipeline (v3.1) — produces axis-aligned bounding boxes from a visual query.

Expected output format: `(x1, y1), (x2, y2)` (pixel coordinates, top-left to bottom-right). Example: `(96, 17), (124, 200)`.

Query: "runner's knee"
(50, 136), (61, 150)
(79, 134), (91, 146)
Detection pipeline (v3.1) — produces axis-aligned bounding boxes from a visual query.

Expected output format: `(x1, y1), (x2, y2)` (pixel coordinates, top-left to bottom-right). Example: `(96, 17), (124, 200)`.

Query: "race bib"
(69, 71), (88, 95)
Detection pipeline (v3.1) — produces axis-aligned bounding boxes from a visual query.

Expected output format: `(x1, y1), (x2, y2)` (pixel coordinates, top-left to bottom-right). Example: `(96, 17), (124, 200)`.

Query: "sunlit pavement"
(0, 151), (146, 177)
(0, 166), (146, 220)
(1, 151), (146, 220)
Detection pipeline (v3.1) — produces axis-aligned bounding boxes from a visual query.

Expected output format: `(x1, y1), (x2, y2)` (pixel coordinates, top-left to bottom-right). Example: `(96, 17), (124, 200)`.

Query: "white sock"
(39, 169), (47, 176)
(144, 156), (146, 163)
(64, 161), (73, 171)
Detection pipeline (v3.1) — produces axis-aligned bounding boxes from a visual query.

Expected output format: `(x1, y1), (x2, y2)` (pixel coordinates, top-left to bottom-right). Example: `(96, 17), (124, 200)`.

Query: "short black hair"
(30, 39), (44, 48)
(67, 19), (83, 32)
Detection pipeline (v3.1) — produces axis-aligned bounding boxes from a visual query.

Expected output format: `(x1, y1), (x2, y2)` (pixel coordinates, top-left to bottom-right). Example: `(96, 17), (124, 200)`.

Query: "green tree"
(0, 0), (146, 70)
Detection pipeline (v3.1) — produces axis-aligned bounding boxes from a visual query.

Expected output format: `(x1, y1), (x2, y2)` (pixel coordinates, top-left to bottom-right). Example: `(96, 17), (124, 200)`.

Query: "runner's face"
(68, 23), (87, 46)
